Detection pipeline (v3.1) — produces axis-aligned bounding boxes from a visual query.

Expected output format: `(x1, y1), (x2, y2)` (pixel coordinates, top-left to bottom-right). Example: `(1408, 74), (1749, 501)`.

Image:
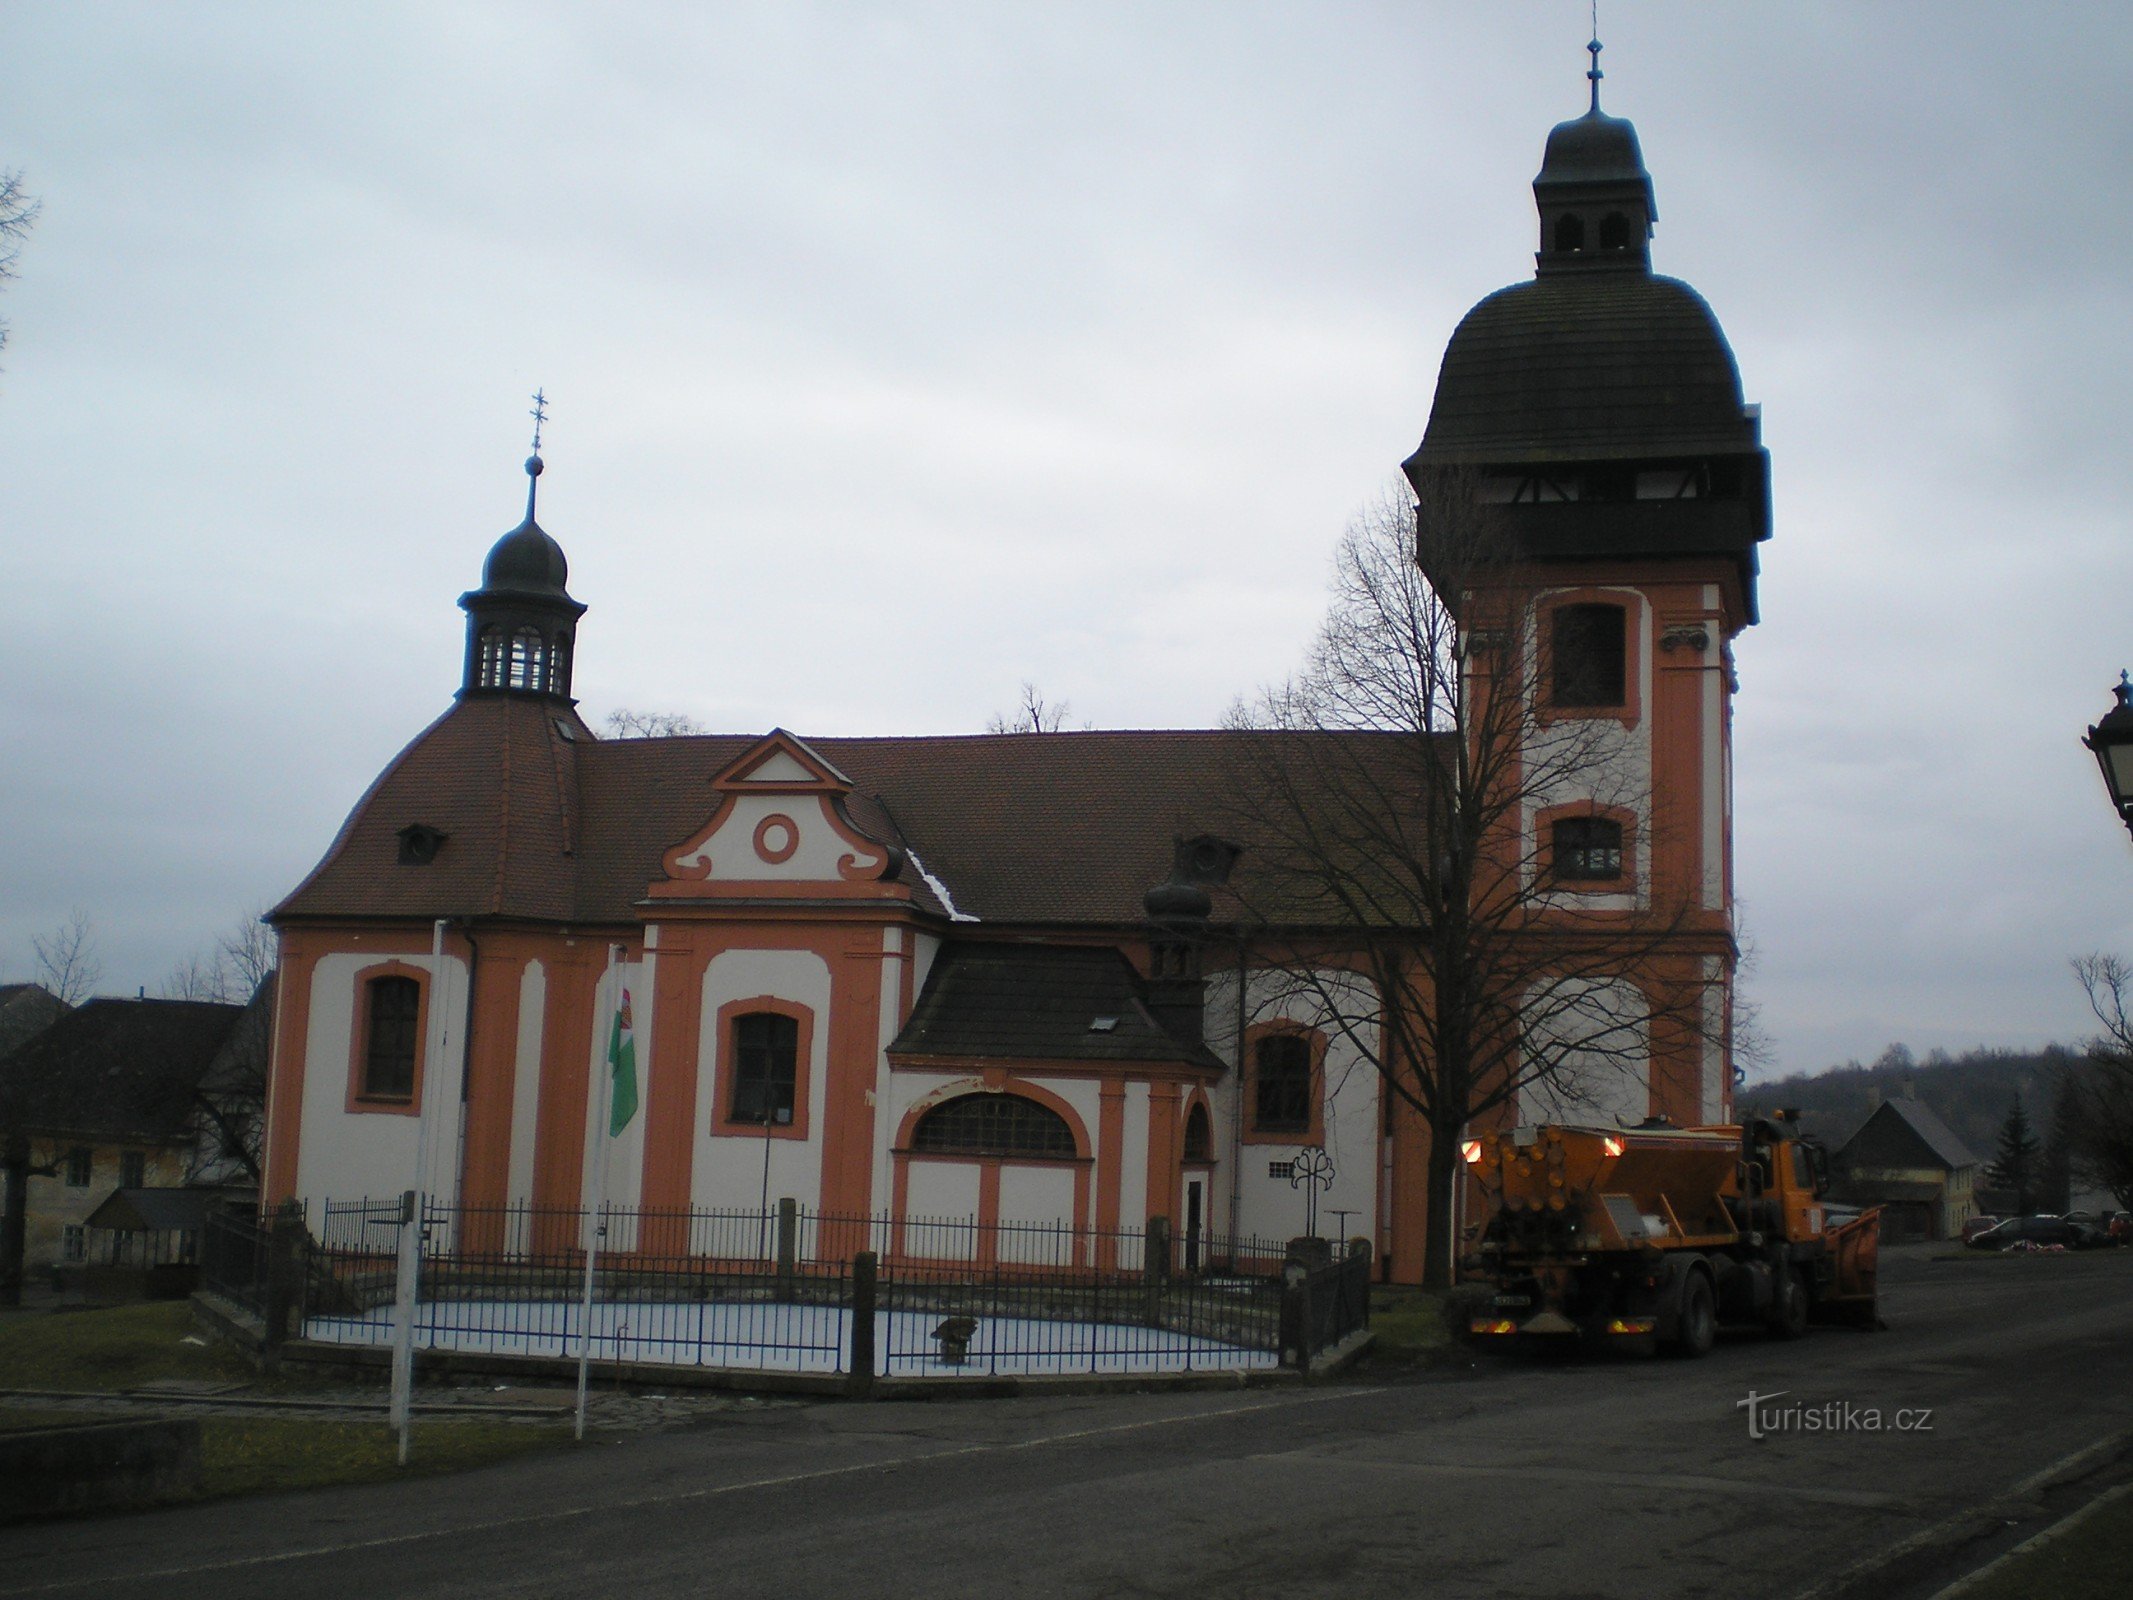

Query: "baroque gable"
(654, 729), (902, 898)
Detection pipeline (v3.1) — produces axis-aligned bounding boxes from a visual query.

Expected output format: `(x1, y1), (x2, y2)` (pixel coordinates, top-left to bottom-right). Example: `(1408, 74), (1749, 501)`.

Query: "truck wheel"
(1668, 1272), (1717, 1359)
(1770, 1267), (1810, 1341)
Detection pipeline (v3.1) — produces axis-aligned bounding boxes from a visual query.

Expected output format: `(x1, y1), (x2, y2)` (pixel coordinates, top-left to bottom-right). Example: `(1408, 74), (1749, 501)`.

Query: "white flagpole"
(575, 946), (623, 1442)
(391, 916), (450, 1466)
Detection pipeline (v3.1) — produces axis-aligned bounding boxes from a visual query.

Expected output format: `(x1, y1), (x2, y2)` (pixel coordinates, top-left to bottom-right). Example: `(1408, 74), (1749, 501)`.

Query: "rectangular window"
(64, 1147), (92, 1187)
(363, 976), (421, 1100)
(731, 1012), (799, 1126)
(1268, 1160), (1296, 1180)
(62, 1224), (86, 1262)
(1553, 816), (1625, 881)
(120, 1150), (147, 1189)
(1551, 604), (1627, 707)
(1253, 1034), (1313, 1135)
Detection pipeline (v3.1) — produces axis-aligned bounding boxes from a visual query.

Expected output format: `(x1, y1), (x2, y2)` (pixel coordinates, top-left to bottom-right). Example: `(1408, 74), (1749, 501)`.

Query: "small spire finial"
(1586, 23), (1604, 114)
(524, 388), (548, 521)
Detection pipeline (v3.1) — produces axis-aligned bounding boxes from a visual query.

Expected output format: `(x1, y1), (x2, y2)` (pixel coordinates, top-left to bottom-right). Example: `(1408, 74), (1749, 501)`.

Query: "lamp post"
(2084, 672), (2133, 839)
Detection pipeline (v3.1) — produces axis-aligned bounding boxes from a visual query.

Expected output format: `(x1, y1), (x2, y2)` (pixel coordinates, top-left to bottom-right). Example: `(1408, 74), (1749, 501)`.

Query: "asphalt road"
(5, 1245), (2130, 1600)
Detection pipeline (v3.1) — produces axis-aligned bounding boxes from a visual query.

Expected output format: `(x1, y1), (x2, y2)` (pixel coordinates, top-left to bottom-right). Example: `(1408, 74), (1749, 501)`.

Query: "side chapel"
(262, 72), (1769, 1285)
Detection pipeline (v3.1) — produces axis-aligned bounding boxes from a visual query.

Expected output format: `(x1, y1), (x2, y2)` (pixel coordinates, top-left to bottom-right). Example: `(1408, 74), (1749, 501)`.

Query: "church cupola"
(458, 397), (587, 701)
(1533, 40), (1656, 275)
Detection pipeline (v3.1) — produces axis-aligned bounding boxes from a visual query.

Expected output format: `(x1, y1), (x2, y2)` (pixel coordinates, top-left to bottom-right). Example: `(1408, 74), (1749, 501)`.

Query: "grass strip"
(0, 1301), (272, 1392)
(1367, 1287), (1452, 1363)
(196, 1414), (568, 1501)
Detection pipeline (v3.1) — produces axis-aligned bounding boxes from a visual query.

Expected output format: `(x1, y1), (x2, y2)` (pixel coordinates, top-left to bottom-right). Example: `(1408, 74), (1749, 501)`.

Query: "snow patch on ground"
(304, 1300), (1275, 1376)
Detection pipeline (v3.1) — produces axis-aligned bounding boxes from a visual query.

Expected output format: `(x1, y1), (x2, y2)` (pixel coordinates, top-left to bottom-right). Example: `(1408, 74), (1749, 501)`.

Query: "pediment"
(713, 729), (855, 793)
(656, 729), (899, 894)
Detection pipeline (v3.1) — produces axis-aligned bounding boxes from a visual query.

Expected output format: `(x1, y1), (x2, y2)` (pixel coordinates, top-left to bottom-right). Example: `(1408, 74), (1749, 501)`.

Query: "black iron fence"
(204, 1199), (1361, 1383)
(198, 1207), (270, 1321)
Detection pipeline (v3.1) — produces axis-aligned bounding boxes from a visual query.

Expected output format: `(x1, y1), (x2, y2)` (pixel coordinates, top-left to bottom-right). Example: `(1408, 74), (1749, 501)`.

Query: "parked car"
(2109, 1211), (2132, 1246)
(1959, 1215), (2001, 1244)
(1965, 1215), (2104, 1250)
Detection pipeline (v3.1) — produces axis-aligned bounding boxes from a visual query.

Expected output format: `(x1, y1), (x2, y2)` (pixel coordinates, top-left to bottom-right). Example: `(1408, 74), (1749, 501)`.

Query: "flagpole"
(392, 916), (450, 1466)
(576, 945), (623, 1442)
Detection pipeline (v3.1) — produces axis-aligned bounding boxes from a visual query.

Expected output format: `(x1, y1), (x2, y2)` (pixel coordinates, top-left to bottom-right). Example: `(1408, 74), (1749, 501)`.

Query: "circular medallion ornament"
(753, 813), (799, 864)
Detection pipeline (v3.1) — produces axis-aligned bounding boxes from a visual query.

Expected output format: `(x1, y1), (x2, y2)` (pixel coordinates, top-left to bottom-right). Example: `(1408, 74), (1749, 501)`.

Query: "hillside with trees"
(1737, 1043), (2084, 1172)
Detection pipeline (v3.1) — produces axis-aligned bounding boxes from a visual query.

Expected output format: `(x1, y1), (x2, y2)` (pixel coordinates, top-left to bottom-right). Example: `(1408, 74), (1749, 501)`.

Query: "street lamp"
(2085, 672), (2133, 839)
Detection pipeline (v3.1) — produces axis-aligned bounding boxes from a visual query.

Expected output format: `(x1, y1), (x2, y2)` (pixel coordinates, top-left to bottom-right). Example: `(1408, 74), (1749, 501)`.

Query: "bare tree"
(2067, 955), (2133, 1208)
(154, 906), (277, 1181)
(159, 903), (278, 1004)
(987, 682), (1079, 734)
(1220, 481), (1730, 1288)
(0, 169), (38, 369)
(31, 910), (101, 1006)
(603, 707), (705, 739)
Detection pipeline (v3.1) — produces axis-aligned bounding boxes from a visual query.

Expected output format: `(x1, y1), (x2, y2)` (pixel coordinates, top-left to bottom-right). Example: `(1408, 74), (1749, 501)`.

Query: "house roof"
(888, 943), (1223, 1070)
(1839, 1095), (1979, 1173)
(0, 983), (68, 1058)
(273, 702), (1437, 933)
(85, 1186), (246, 1233)
(0, 998), (244, 1143)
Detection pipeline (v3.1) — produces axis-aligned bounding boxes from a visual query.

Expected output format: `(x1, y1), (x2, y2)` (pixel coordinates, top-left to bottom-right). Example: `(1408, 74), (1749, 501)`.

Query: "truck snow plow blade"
(1819, 1207), (1882, 1326)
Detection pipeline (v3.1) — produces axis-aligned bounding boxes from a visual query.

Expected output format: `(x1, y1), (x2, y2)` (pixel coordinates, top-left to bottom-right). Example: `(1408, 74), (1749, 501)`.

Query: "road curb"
(1926, 1479), (2133, 1599)
(1784, 1427), (2133, 1600)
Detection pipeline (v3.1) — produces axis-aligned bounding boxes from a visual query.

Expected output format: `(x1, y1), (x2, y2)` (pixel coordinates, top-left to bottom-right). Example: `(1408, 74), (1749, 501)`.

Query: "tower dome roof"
(481, 513), (572, 596)
(1535, 107), (1653, 195)
(1410, 271), (1755, 467)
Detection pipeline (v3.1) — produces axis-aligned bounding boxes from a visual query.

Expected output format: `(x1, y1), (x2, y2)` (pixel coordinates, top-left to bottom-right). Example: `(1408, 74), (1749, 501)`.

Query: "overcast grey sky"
(3, 3), (2130, 1079)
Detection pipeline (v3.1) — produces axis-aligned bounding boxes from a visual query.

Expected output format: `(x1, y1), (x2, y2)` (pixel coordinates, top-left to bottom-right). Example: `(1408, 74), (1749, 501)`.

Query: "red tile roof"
(274, 698), (1437, 931)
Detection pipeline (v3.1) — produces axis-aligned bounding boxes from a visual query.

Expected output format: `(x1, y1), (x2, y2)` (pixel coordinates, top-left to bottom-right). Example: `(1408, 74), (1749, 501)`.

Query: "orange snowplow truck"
(1461, 1113), (1880, 1356)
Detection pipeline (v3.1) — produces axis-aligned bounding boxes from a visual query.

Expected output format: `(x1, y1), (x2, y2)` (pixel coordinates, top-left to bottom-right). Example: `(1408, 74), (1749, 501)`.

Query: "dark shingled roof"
(1411, 272), (1755, 467)
(86, 1186), (241, 1234)
(273, 706), (1436, 932)
(1837, 1096), (1979, 1174)
(889, 943), (1221, 1069)
(0, 998), (243, 1143)
(0, 983), (68, 1058)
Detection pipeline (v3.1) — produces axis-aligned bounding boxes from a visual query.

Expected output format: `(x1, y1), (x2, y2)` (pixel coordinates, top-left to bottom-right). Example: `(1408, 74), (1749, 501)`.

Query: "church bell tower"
(458, 407), (586, 703)
(1403, 45), (1770, 1127)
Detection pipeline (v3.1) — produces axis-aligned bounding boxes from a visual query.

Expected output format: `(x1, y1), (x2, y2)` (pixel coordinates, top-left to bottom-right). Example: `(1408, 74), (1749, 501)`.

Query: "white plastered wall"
(1202, 966), (1381, 1246)
(295, 949), (469, 1216)
(1521, 587), (1654, 913)
(690, 948), (832, 1216)
(1518, 976), (1653, 1128)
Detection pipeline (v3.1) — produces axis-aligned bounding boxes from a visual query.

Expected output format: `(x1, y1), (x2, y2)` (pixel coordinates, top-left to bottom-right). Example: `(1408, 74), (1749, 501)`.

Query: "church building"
(261, 70), (1768, 1286)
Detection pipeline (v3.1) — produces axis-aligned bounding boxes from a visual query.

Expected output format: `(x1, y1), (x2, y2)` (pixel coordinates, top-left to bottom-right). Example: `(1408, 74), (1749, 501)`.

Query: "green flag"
(607, 987), (638, 1136)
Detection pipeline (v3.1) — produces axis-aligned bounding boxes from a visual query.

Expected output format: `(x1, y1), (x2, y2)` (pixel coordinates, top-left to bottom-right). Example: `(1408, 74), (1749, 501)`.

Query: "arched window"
(362, 976), (420, 1101)
(1599, 211), (1631, 250)
(1253, 1034), (1313, 1135)
(1551, 603), (1627, 707)
(1552, 213), (1585, 253)
(730, 1011), (799, 1125)
(1183, 1101), (1212, 1162)
(550, 631), (571, 693)
(478, 627), (506, 688)
(911, 1093), (1076, 1158)
(507, 627), (547, 691)
(1552, 816), (1625, 882)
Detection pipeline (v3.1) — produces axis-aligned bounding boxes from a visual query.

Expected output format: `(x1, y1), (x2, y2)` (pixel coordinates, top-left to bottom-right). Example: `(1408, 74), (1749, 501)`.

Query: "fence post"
(261, 1199), (308, 1362)
(1278, 1261), (1308, 1372)
(776, 1198), (798, 1303)
(1142, 1215), (1170, 1328)
(846, 1250), (877, 1399)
